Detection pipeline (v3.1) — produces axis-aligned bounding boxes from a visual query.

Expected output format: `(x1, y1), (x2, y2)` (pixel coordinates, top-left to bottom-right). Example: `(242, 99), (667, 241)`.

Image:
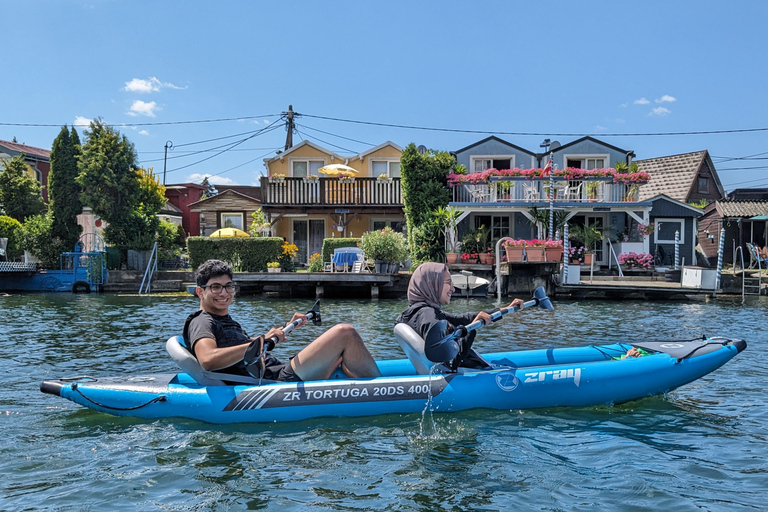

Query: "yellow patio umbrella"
(209, 227), (250, 238)
(317, 163), (359, 176)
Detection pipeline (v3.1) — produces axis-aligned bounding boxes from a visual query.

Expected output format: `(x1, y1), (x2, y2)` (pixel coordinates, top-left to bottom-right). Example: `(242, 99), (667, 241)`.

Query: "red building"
(164, 183), (207, 237)
(0, 139), (51, 202)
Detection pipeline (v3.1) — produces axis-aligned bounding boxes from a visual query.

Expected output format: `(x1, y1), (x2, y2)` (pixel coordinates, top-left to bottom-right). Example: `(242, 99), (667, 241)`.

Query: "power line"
(0, 114), (279, 128)
(294, 127), (357, 153)
(300, 112), (768, 137)
(297, 123), (375, 146)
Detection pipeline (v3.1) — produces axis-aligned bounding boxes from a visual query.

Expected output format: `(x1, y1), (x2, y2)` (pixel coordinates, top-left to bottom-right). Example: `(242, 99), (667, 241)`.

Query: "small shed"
(646, 194), (704, 266)
(698, 200), (768, 265)
(188, 188), (261, 236)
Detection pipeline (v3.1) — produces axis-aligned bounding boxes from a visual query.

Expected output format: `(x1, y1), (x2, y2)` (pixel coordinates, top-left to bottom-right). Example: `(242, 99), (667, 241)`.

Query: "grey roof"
(713, 200), (768, 218)
(635, 150), (724, 201)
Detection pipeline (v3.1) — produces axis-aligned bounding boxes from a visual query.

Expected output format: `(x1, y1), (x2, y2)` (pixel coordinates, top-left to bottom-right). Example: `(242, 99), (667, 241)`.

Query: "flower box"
(526, 247), (545, 262)
(505, 246), (525, 262)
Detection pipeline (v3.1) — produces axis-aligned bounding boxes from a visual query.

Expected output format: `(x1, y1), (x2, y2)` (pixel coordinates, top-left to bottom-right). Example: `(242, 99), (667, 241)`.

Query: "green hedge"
(321, 238), (360, 262)
(187, 236), (283, 272)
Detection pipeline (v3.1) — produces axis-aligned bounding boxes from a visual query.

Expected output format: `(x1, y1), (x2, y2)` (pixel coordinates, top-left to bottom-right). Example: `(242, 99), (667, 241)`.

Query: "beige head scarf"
(407, 262), (449, 308)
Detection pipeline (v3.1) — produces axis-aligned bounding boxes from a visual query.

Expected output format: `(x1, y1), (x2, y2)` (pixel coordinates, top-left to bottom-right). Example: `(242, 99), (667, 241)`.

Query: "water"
(2, 292), (767, 511)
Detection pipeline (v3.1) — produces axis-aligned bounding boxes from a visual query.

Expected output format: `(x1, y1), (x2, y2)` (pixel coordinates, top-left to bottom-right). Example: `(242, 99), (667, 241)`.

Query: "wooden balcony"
(260, 177), (402, 207)
(451, 177), (647, 206)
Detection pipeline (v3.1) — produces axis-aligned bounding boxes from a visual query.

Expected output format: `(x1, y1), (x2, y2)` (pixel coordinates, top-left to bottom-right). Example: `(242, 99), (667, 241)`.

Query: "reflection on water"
(1, 293), (766, 511)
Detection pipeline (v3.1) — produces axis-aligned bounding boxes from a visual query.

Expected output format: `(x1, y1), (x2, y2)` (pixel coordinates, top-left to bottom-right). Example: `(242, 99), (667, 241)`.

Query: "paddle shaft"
(447, 296), (545, 340)
(264, 311), (316, 350)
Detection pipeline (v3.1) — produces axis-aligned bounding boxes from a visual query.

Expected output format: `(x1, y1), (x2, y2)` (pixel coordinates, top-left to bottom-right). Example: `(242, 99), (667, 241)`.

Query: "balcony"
(450, 177), (646, 206)
(260, 177), (402, 207)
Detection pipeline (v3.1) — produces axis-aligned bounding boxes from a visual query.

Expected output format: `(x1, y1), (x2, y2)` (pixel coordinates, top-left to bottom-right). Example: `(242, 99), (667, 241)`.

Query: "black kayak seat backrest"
(394, 323), (449, 375)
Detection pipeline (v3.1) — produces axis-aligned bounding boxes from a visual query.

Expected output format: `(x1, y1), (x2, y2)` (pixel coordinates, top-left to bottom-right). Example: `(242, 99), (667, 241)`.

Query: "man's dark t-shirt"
(185, 311), (287, 378)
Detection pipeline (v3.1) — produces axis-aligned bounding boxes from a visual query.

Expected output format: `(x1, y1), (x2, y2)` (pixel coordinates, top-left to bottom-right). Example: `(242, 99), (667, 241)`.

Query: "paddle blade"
(308, 300), (322, 326)
(532, 286), (554, 310)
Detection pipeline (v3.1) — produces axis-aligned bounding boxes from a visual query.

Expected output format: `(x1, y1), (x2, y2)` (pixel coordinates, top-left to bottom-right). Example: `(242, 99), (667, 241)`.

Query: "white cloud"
(620, 103), (628, 108)
(186, 173), (238, 186)
(127, 100), (158, 117)
(138, 130), (149, 136)
(594, 125), (607, 131)
(649, 107), (671, 117)
(655, 95), (677, 103)
(73, 115), (93, 127)
(123, 77), (185, 93)
(634, 97), (650, 105)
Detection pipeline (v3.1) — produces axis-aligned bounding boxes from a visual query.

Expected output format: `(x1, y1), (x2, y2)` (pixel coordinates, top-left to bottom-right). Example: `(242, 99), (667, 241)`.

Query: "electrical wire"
(294, 127), (356, 153)
(297, 123), (374, 146)
(0, 114), (279, 128)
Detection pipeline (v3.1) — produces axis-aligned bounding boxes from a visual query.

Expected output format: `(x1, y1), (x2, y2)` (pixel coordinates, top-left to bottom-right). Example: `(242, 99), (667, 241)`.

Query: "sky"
(2, 0), (767, 192)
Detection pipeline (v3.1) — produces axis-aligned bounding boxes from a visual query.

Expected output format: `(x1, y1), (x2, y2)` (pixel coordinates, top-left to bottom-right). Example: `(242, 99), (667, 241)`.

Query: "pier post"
(371, 285), (379, 299)
(316, 285), (324, 299)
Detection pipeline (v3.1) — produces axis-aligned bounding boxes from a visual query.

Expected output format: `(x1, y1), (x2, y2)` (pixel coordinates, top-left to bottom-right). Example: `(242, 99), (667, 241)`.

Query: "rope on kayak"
(71, 383), (167, 411)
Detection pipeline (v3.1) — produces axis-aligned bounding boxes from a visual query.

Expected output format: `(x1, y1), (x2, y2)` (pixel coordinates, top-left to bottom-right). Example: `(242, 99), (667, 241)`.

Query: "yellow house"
(261, 140), (405, 264)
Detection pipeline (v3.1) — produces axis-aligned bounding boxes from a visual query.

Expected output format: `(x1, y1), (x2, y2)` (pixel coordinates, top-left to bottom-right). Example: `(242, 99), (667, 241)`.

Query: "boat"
(40, 329), (746, 424)
(450, 272), (490, 297)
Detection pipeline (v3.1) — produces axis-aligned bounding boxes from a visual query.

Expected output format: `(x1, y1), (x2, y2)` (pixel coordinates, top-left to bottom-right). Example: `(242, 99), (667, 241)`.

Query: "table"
(332, 249), (361, 271)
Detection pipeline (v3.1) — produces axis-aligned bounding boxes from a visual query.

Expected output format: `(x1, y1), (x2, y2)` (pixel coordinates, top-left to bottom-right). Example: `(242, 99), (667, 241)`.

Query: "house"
(158, 201), (183, 227)
(261, 140), (405, 264)
(187, 186), (261, 236)
(165, 183), (207, 236)
(0, 139), (51, 201)
(449, 135), (649, 267)
(698, 200), (768, 265)
(636, 150), (727, 265)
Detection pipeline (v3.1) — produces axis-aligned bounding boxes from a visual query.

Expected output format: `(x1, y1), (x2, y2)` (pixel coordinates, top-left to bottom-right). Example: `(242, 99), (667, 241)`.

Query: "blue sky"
(2, 1), (767, 191)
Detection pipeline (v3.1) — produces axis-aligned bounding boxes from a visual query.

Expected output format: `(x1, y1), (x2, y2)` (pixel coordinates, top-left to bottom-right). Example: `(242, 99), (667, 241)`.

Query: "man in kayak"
(185, 259), (381, 381)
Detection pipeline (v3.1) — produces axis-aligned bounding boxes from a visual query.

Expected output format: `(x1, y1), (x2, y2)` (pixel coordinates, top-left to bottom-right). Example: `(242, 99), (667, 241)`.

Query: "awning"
(749, 215), (768, 220)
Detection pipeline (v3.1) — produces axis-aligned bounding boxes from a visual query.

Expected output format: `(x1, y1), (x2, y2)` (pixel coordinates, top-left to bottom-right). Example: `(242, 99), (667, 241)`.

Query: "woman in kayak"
(396, 262), (524, 369)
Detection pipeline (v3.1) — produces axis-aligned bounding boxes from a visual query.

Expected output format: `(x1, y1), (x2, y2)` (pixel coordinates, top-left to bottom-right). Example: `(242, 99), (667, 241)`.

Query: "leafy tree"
(0, 215), (24, 260)
(157, 220), (184, 260)
(20, 212), (67, 268)
(249, 207), (271, 236)
(48, 125), (83, 249)
(400, 143), (454, 262)
(78, 120), (165, 251)
(0, 155), (46, 221)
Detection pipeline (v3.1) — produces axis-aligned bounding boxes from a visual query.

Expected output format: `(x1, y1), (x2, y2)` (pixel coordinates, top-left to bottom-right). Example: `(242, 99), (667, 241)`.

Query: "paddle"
(243, 300), (322, 378)
(424, 286), (553, 364)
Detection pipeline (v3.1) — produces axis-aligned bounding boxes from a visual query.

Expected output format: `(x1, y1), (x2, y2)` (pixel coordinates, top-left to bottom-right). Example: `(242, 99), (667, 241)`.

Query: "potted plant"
(568, 245), (588, 264)
(268, 173), (286, 183)
(303, 174), (319, 183)
(435, 206), (461, 264)
(338, 173), (355, 184)
(617, 252), (653, 270)
(377, 173), (393, 183)
(570, 223), (603, 266)
(503, 239), (527, 262)
(462, 226), (488, 263)
(525, 239), (546, 262)
(267, 261), (281, 273)
(460, 252), (479, 264)
(544, 239), (564, 262)
(494, 180), (514, 201)
(585, 181), (600, 202)
(486, 247), (496, 266)
(359, 227), (407, 273)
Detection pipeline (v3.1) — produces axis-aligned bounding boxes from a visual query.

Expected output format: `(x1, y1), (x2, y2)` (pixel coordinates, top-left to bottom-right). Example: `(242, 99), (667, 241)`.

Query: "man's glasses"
(201, 282), (237, 294)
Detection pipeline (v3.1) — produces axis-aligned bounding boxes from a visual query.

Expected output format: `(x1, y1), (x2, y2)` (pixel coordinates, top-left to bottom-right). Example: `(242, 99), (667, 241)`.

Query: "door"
(308, 220), (325, 261)
(293, 219), (326, 265)
(585, 214), (607, 265)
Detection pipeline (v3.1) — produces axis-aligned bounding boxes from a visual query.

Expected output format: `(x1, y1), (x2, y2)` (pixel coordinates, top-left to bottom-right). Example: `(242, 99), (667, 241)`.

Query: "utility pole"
(284, 105), (295, 151)
(162, 140), (173, 185)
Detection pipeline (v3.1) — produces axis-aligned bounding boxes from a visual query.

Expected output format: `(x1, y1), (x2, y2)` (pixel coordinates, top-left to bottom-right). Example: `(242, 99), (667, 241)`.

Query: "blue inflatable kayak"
(40, 333), (746, 424)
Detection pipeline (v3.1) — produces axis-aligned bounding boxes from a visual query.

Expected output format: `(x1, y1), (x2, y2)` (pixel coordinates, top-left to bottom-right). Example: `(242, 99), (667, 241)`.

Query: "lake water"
(1, 292), (767, 511)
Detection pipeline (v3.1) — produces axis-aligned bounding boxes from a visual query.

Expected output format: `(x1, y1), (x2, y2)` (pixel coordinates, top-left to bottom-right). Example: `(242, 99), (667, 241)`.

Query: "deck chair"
(165, 336), (269, 386)
(523, 182), (540, 201)
(746, 243), (767, 269)
(562, 182), (582, 202)
(467, 184), (492, 203)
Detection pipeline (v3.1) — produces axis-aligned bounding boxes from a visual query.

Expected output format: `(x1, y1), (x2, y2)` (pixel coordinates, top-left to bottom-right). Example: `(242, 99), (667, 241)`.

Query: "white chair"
(523, 182), (540, 201)
(165, 336), (268, 386)
(562, 182), (582, 202)
(467, 184), (491, 203)
(394, 324), (449, 375)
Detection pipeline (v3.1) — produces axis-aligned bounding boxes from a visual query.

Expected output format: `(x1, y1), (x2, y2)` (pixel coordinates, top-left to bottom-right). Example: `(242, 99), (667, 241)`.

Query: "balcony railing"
(451, 177), (644, 205)
(260, 177), (402, 206)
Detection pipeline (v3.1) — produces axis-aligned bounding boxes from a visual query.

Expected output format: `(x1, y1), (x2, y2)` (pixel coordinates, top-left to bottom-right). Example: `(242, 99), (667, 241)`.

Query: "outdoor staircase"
(742, 272), (763, 296)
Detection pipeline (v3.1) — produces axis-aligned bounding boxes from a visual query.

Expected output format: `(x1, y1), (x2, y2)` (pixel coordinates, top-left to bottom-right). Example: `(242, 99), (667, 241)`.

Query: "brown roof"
(635, 150), (723, 201)
(713, 200), (768, 218)
(0, 139), (50, 160)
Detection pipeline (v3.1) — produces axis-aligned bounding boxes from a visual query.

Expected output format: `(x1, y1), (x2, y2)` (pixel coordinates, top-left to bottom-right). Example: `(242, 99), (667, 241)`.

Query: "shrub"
(409, 215), (443, 265)
(360, 227), (408, 262)
(187, 236), (282, 271)
(618, 252), (653, 269)
(307, 252), (323, 272)
(0, 215), (24, 260)
(279, 241), (298, 272)
(20, 212), (67, 268)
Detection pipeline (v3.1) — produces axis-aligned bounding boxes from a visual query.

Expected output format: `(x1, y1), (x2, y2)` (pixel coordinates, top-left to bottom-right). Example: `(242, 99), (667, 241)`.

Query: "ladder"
(139, 242), (159, 295)
(734, 246), (762, 300)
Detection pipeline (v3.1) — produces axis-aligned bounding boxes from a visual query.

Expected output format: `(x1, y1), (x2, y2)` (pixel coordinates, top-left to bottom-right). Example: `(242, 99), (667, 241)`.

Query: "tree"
(200, 176), (218, 200)
(49, 125), (83, 249)
(77, 120), (165, 250)
(0, 155), (46, 222)
(400, 143), (454, 263)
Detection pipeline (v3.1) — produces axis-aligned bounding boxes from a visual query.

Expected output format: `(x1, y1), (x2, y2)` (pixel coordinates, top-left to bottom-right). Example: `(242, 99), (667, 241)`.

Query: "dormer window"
(565, 155), (608, 169)
(471, 155), (514, 173)
(698, 177), (709, 193)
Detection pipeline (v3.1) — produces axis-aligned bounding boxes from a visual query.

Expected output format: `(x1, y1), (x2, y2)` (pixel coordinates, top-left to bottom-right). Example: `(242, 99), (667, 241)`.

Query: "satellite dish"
(549, 141), (561, 151)
(417, 145), (427, 155)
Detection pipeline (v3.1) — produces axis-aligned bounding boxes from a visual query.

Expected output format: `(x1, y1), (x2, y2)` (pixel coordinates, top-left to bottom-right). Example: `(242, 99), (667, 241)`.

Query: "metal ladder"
(139, 242), (159, 295)
(734, 246), (762, 300)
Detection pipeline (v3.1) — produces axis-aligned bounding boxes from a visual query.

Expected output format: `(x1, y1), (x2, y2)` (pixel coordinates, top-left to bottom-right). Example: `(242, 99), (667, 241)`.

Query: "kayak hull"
(41, 338), (746, 424)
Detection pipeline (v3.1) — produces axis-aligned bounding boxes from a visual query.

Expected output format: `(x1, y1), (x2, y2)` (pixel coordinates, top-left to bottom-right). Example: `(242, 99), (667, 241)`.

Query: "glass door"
(293, 219), (325, 265)
(308, 220), (325, 260)
(292, 220), (308, 265)
(585, 214), (606, 265)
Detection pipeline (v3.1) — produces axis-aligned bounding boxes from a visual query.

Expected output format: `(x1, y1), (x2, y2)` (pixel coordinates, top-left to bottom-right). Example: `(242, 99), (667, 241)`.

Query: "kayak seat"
(394, 323), (448, 375)
(166, 336), (273, 387)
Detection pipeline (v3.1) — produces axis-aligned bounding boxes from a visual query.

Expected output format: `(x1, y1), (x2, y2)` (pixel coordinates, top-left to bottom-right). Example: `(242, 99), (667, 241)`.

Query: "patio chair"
(467, 184), (492, 203)
(562, 182), (582, 202)
(746, 243), (768, 269)
(522, 182), (540, 202)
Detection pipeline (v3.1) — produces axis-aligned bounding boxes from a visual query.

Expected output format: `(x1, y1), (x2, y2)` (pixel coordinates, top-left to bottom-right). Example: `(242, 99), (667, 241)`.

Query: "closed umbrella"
(317, 164), (359, 176)
(209, 227), (250, 238)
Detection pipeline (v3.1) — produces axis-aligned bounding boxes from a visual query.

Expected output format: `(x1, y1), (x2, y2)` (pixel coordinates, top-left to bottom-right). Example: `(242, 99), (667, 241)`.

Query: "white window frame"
(290, 158), (327, 178)
(654, 218), (685, 244)
(369, 159), (401, 178)
(563, 153), (610, 170)
(220, 212), (244, 230)
(370, 217), (406, 232)
(470, 155), (515, 174)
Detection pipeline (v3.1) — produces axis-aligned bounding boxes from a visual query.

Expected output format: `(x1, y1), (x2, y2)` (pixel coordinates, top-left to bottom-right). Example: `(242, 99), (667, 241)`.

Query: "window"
(372, 218), (405, 233)
(565, 155), (608, 169)
(474, 215), (510, 241)
(371, 160), (401, 178)
(220, 213), (244, 230)
(655, 219), (684, 244)
(698, 177), (709, 194)
(470, 156), (514, 173)
(291, 160), (324, 178)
